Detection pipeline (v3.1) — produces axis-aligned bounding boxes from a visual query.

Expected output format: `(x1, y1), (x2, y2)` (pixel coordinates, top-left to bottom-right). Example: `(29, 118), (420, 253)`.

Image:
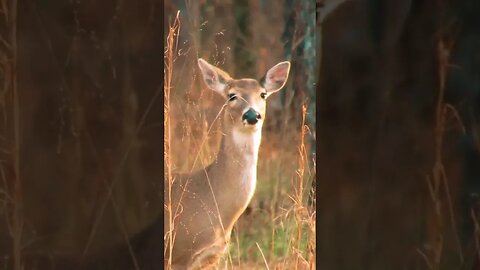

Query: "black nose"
(242, 108), (261, 125)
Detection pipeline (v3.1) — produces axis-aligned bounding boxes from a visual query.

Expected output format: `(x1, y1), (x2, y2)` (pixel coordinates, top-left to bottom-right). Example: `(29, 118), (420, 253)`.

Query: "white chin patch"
(241, 120), (262, 130)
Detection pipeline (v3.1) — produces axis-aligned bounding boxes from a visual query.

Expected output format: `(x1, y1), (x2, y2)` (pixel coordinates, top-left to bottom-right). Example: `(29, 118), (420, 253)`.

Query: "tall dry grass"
(164, 10), (181, 270)
(163, 10), (316, 270)
(422, 32), (468, 269)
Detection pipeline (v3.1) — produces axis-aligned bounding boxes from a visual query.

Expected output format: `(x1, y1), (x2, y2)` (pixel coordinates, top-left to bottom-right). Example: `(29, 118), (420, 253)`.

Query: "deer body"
(165, 132), (258, 269)
(164, 59), (290, 269)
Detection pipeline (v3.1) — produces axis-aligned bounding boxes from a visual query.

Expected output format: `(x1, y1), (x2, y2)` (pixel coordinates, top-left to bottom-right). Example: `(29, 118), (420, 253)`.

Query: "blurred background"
(0, 0), (163, 266)
(318, 0), (480, 269)
(164, 0), (316, 269)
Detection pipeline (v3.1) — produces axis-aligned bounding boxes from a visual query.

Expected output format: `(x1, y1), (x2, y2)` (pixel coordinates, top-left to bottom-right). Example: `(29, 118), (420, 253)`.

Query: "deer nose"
(242, 108), (261, 125)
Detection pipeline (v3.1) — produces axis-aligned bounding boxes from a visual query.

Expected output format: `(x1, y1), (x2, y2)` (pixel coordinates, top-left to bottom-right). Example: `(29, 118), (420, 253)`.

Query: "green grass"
(212, 140), (315, 268)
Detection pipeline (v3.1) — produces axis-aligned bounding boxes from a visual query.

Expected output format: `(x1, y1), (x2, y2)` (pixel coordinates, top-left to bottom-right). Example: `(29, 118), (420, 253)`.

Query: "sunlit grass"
(165, 7), (315, 268)
(168, 100), (315, 269)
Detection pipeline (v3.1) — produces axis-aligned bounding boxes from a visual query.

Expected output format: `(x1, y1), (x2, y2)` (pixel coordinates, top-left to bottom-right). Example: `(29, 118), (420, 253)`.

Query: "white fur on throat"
(232, 127), (262, 158)
(232, 127), (262, 203)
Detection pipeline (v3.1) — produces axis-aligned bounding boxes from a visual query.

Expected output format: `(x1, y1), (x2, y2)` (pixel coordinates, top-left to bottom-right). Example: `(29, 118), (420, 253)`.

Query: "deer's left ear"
(261, 61), (290, 97)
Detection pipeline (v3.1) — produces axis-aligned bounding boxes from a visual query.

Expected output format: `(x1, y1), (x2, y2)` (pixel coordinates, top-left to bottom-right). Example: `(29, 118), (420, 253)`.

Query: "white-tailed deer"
(0, 58), (289, 270)
(164, 58), (290, 269)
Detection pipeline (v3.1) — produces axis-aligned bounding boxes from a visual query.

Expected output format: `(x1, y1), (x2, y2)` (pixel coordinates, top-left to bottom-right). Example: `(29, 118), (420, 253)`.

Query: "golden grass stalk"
(285, 103), (315, 270)
(164, 10), (181, 270)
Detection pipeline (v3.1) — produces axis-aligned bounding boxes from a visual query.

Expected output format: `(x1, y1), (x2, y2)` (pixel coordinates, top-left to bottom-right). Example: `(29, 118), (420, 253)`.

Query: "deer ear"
(261, 61), (290, 97)
(198, 58), (232, 96)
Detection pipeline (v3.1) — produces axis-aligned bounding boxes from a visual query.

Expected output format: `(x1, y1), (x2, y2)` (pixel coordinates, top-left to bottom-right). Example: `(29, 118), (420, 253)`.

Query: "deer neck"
(211, 125), (262, 214)
(225, 128), (261, 161)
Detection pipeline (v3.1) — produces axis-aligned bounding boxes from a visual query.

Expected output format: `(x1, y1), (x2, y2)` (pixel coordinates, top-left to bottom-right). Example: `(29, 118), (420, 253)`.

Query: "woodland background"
(318, 0), (480, 269)
(1, 0), (480, 270)
(0, 0), (164, 267)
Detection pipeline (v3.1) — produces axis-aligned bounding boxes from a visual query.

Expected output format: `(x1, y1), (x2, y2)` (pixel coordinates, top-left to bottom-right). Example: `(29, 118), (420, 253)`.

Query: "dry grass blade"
(284, 103), (314, 270)
(423, 34), (465, 269)
(255, 242), (270, 270)
(164, 10), (181, 270)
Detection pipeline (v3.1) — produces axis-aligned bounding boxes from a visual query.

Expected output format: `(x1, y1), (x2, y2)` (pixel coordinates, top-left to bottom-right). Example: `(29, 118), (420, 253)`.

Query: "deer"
(0, 58), (290, 270)
(164, 58), (291, 269)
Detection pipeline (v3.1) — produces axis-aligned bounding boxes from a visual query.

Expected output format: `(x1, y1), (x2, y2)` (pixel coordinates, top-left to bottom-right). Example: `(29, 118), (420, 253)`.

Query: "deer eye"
(260, 92), (267, 99)
(228, 93), (237, 101)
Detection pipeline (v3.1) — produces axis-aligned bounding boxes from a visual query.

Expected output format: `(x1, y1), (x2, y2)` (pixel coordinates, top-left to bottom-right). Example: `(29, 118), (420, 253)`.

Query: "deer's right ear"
(198, 58), (232, 97)
(261, 61), (290, 97)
